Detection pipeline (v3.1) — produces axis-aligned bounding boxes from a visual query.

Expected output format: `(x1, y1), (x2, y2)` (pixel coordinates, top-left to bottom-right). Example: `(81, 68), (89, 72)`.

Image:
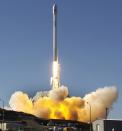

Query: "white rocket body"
(50, 3), (60, 89)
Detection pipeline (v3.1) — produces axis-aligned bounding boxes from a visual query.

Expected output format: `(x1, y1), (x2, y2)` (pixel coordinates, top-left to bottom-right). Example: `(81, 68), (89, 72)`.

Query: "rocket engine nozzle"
(51, 61), (60, 89)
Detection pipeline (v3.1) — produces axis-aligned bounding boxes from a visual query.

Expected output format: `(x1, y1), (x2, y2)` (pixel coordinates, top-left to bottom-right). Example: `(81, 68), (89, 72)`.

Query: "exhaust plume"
(9, 86), (118, 122)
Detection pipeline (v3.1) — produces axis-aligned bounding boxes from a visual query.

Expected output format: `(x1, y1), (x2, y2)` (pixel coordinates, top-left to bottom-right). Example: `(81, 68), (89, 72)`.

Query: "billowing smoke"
(9, 86), (118, 122)
(9, 91), (33, 114)
(49, 86), (68, 101)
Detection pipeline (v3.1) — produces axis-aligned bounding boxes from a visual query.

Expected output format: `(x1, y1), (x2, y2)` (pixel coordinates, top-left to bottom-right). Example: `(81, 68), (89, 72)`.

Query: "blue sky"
(0, 0), (122, 119)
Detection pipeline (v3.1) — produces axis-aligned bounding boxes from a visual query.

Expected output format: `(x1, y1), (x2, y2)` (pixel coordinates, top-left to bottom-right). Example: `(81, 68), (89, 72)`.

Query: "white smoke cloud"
(83, 86), (118, 121)
(9, 91), (33, 114)
(49, 86), (68, 101)
(9, 86), (118, 122)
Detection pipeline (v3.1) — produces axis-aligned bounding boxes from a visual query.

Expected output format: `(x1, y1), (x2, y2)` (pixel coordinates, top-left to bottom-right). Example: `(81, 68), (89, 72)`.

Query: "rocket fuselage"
(53, 4), (58, 61)
(51, 2), (60, 89)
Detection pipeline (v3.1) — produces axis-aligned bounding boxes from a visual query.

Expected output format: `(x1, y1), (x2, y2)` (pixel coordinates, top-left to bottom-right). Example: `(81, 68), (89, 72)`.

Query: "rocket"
(53, 2), (58, 62)
(50, 1), (60, 89)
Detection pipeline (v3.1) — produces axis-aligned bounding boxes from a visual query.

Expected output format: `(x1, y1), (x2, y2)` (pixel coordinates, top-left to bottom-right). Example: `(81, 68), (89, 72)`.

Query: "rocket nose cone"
(53, 4), (57, 14)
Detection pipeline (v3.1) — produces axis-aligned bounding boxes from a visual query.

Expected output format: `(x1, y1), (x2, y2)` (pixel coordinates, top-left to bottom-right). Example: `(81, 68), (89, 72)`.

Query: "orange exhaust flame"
(9, 86), (118, 122)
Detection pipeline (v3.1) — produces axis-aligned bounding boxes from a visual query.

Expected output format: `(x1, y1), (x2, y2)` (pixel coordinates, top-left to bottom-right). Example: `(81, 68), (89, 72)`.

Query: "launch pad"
(0, 108), (90, 130)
